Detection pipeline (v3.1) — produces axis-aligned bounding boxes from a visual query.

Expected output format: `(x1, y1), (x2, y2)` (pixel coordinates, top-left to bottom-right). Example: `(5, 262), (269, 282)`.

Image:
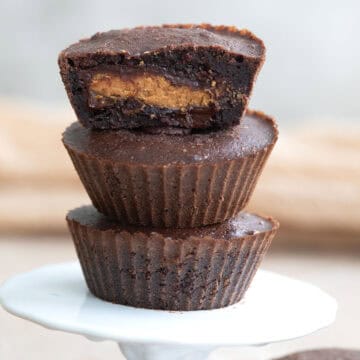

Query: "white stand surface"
(0, 262), (337, 360)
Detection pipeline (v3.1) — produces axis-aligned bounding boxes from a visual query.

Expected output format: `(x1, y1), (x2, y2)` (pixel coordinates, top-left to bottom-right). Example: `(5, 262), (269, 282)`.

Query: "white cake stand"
(0, 262), (337, 360)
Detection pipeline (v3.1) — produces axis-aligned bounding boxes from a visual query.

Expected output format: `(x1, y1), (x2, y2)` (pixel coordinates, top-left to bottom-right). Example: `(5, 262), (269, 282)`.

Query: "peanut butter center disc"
(89, 72), (213, 108)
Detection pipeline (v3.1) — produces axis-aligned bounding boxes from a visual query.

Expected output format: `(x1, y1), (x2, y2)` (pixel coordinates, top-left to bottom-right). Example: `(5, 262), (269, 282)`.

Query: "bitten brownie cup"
(63, 110), (278, 228)
(274, 349), (360, 360)
(58, 24), (265, 131)
(67, 205), (279, 310)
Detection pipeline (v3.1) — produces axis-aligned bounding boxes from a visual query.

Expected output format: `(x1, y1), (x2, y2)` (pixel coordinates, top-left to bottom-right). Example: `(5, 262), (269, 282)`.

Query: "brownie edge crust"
(58, 24), (265, 130)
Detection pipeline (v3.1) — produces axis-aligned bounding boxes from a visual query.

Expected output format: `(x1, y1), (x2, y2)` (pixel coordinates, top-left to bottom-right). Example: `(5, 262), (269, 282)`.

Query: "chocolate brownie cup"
(67, 205), (279, 310)
(274, 349), (360, 360)
(58, 24), (265, 131)
(63, 110), (278, 228)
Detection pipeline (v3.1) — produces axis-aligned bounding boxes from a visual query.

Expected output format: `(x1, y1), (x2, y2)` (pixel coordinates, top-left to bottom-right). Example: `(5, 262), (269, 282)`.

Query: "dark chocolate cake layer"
(63, 110), (278, 228)
(59, 24), (265, 130)
(274, 349), (360, 360)
(67, 205), (279, 310)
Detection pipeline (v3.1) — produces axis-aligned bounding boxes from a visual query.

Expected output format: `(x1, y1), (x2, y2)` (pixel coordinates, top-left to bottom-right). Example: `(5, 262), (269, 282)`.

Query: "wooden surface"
(248, 124), (360, 247)
(0, 99), (360, 247)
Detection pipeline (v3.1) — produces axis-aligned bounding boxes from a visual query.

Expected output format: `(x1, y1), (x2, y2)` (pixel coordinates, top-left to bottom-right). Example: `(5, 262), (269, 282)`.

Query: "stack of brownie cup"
(59, 24), (279, 311)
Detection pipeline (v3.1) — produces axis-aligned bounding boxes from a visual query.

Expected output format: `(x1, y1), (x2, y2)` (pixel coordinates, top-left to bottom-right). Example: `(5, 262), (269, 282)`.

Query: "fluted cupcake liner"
(65, 146), (272, 228)
(67, 206), (279, 311)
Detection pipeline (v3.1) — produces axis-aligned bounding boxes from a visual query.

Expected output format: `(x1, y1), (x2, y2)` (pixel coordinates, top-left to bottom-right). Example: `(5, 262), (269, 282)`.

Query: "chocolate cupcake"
(58, 24), (265, 131)
(274, 349), (360, 360)
(62, 110), (278, 228)
(67, 205), (279, 310)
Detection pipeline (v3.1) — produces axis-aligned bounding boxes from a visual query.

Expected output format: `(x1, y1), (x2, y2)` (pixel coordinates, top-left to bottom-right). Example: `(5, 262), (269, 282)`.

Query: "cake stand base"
(0, 262), (337, 360)
(119, 343), (214, 360)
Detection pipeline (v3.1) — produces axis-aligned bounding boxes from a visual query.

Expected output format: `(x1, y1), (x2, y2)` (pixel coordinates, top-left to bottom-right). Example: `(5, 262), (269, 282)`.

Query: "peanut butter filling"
(89, 72), (213, 108)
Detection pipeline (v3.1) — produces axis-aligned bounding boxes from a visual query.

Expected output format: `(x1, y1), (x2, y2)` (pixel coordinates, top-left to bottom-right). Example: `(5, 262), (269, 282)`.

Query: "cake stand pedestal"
(0, 262), (337, 360)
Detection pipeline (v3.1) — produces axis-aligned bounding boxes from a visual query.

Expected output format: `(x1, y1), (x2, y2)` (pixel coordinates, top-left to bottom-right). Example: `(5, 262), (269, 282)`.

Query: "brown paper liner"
(67, 209), (279, 311)
(65, 143), (273, 228)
